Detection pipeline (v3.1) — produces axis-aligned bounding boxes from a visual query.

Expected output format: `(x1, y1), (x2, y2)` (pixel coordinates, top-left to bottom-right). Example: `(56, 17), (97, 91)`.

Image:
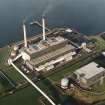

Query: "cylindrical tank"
(81, 42), (86, 49)
(61, 78), (69, 89)
(11, 51), (16, 58)
(13, 45), (19, 51)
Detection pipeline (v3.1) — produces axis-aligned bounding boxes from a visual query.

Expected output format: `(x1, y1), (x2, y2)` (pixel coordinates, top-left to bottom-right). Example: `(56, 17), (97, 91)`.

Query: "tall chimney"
(23, 23), (27, 48)
(42, 17), (46, 41)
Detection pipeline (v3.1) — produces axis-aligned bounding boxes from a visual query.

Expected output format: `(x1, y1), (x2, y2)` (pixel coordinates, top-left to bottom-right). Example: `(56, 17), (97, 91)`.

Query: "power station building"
(14, 17), (77, 72)
(21, 35), (76, 71)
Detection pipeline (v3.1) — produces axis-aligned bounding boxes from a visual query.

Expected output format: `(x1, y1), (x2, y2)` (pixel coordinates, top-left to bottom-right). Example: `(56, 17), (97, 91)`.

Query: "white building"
(74, 62), (105, 87)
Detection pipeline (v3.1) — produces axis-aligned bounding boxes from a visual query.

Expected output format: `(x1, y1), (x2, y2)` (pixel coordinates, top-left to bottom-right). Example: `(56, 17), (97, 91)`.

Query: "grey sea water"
(0, 0), (105, 47)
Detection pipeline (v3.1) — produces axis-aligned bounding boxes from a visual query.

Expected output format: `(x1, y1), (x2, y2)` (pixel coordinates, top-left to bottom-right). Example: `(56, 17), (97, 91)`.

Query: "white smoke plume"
(42, 0), (57, 17)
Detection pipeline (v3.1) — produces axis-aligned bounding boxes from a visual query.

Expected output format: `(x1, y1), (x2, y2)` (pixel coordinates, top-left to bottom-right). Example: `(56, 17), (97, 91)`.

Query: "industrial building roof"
(74, 62), (105, 80)
(30, 44), (74, 65)
(25, 36), (67, 55)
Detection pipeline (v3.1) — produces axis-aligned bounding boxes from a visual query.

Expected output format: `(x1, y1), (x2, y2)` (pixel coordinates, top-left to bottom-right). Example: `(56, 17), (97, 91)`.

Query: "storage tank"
(81, 42), (86, 49)
(13, 45), (19, 51)
(61, 78), (69, 89)
(11, 51), (16, 58)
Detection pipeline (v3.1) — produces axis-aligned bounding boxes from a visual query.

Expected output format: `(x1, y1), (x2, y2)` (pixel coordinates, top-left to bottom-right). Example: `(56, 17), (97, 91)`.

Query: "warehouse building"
(73, 62), (105, 88)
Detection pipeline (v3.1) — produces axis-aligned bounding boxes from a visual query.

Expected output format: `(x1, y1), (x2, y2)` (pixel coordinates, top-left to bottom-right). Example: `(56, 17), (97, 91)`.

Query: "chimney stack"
(23, 23), (27, 48)
(42, 17), (46, 41)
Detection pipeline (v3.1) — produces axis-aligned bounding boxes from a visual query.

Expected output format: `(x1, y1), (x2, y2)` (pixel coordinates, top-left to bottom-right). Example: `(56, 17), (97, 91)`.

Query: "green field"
(0, 86), (41, 105)
(0, 46), (25, 83)
(0, 72), (15, 93)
